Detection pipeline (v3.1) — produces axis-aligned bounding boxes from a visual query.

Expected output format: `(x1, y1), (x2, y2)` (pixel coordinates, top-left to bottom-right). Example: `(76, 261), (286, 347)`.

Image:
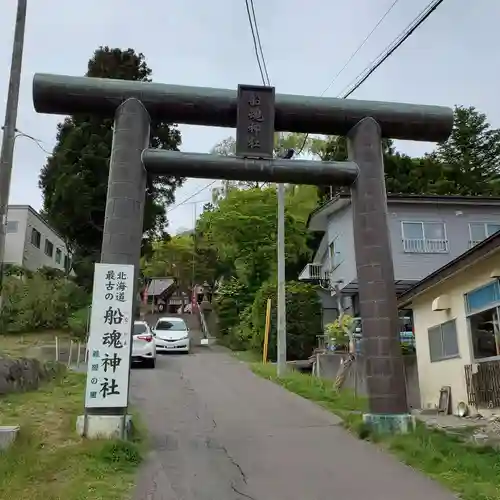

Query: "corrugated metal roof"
(146, 278), (175, 296)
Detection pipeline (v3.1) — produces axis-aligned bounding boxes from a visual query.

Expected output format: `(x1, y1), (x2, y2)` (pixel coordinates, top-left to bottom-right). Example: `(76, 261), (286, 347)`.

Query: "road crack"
(231, 483), (257, 500)
(220, 444), (247, 484)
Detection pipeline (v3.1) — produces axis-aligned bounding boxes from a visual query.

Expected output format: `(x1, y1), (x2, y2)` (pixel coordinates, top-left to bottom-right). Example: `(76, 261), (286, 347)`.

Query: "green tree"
(432, 106), (500, 195)
(198, 187), (312, 291)
(39, 47), (183, 286)
(210, 133), (311, 202)
(142, 235), (195, 297)
(305, 106), (500, 200)
(249, 280), (323, 360)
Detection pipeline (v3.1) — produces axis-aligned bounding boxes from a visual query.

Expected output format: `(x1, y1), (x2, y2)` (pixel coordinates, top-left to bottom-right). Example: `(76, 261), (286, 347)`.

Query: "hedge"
(1, 271), (89, 333)
(249, 280), (323, 361)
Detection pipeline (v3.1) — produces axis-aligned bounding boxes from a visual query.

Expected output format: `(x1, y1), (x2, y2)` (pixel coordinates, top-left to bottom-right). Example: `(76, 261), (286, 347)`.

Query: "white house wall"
(4, 207), (29, 266)
(388, 202), (500, 282)
(326, 205), (357, 288)
(411, 255), (500, 414)
(23, 209), (69, 271)
(320, 201), (500, 290)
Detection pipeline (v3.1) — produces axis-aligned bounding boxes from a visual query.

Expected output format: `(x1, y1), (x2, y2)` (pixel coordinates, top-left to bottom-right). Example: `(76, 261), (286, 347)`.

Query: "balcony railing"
(468, 239), (483, 249)
(298, 263), (329, 282)
(402, 238), (449, 254)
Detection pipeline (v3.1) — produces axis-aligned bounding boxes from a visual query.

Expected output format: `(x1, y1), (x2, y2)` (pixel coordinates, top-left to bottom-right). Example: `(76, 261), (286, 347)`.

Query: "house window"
(44, 239), (54, 258)
(401, 221), (448, 253)
(64, 255), (71, 272)
(427, 319), (459, 362)
(31, 228), (41, 248)
(465, 281), (500, 360)
(469, 222), (500, 248)
(6, 221), (18, 233)
(328, 239), (341, 270)
(55, 248), (62, 264)
(465, 281), (500, 314)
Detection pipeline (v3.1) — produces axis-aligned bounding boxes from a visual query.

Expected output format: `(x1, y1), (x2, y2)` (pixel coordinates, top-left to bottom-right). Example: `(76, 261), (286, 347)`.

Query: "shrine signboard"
(235, 84), (275, 159)
(84, 263), (134, 409)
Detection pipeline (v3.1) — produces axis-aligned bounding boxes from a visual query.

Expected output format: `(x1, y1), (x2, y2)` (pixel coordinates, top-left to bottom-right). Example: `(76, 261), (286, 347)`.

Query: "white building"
(5, 205), (71, 272)
(398, 231), (500, 416)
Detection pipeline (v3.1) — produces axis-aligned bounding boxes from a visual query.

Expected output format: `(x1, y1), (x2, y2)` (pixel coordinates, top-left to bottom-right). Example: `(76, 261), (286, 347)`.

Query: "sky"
(0, 0), (499, 234)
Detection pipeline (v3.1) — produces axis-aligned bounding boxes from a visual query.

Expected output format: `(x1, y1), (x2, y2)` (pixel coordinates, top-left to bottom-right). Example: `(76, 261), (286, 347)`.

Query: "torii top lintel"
(32, 73), (453, 142)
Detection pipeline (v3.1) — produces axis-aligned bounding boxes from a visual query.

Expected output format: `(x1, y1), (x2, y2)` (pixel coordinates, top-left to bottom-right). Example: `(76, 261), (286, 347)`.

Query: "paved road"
(131, 344), (456, 499)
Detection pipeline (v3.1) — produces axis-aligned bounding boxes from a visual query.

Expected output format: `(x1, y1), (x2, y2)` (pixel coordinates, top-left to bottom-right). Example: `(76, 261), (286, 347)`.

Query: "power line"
(244, 0), (287, 376)
(321, 0), (402, 96)
(167, 4), (272, 215)
(296, 0), (445, 155)
(244, 0), (269, 86)
(167, 181), (217, 213)
(339, 0), (446, 98)
(14, 129), (52, 155)
(248, 0), (271, 85)
(245, 0), (271, 85)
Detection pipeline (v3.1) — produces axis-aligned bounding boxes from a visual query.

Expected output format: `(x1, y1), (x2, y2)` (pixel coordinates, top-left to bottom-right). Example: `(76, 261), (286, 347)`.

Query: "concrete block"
(0, 425), (20, 450)
(200, 337), (216, 346)
(76, 414), (132, 439)
(363, 413), (416, 434)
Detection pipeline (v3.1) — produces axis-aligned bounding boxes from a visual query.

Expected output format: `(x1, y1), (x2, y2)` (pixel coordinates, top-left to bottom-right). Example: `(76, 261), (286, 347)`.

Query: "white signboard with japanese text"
(84, 263), (135, 409)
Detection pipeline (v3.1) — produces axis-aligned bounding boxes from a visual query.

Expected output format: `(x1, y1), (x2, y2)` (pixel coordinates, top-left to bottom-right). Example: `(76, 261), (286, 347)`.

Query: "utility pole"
(0, 0), (27, 310)
(276, 181), (286, 376)
(276, 148), (294, 377)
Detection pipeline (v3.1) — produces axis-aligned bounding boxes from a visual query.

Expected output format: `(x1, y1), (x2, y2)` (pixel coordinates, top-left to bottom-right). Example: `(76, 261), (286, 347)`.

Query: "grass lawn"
(237, 352), (500, 500)
(0, 371), (145, 500)
(0, 331), (70, 357)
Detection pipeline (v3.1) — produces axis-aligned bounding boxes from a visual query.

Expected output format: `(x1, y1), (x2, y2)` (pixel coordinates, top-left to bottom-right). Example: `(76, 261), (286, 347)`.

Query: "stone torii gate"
(32, 73), (452, 435)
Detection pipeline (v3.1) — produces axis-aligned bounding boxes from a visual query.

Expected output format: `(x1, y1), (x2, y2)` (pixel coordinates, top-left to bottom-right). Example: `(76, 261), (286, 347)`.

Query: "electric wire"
(244, 0), (268, 86)
(339, 0), (446, 98)
(168, 2), (273, 215)
(321, 0), (402, 96)
(167, 180), (217, 213)
(248, 0), (271, 85)
(296, 0), (446, 155)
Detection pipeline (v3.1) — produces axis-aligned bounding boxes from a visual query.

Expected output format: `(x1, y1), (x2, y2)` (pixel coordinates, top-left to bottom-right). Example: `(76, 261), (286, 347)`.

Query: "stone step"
(0, 425), (19, 450)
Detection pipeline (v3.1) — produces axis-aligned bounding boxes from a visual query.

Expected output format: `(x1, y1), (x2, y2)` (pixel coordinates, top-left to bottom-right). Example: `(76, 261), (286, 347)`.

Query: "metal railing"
(468, 239), (483, 249)
(298, 263), (330, 282)
(402, 238), (449, 253)
(199, 308), (209, 339)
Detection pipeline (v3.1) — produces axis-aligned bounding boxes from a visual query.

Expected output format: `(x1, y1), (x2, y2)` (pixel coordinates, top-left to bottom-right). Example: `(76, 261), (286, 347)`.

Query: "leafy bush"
(36, 266), (66, 281)
(3, 263), (32, 278)
(214, 277), (252, 339)
(223, 305), (254, 351)
(67, 307), (90, 340)
(249, 280), (322, 361)
(2, 271), (90, 333)
(325, 314), (355, 351)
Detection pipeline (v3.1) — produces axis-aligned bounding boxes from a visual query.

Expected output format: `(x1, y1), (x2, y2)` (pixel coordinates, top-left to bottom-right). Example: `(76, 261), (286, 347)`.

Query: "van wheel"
(158, 304), (165, 312)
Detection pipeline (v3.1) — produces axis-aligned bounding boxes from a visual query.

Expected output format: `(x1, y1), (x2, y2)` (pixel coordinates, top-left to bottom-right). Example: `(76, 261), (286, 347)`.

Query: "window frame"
(427, 318), (460, 363)
(401, 220), (448, 253)
(468, 222), (500, 246)
(30, 228), (41, 248)
(55, 248), (62, 264)
(44, 239), (54, 258)
(401, 220), (447, 240)
(465, 280), (500, 362)
(6, 220), (18, 233)
(328, 237), (342, 271)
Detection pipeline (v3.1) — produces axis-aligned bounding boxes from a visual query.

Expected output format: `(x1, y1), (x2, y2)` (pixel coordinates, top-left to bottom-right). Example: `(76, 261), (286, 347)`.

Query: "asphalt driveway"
(130, 343), (456, 500)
